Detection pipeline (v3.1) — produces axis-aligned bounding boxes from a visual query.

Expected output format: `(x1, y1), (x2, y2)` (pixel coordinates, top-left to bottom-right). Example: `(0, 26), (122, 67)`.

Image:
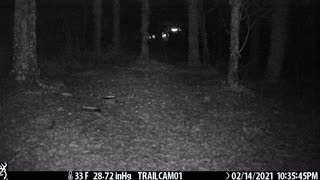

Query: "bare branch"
(239, 6), (251, 54)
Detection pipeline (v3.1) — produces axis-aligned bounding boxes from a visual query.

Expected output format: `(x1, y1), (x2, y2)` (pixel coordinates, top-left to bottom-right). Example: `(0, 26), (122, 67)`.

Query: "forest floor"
(0, 58), (319, 171)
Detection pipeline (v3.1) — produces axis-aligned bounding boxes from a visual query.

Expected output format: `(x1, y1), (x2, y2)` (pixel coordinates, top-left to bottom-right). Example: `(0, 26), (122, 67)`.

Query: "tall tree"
(228, 0), (241, 88)
(93, 0), (102, 56)
(199, 0), (209, 66)
(81, 0), (88, 50)
(139, 0), (150, 63)
(246, 17), (262, 78)
(12, 0), (39, 82)
(311, 2), (318, 82)
(112, 0), (121, 54)
(188, 0), (200, 66)
(265, 0), (289, 82)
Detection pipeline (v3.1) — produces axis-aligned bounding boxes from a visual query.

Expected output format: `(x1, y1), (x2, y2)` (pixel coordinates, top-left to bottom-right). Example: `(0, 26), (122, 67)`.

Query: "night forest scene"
(0, 0), (319, 171)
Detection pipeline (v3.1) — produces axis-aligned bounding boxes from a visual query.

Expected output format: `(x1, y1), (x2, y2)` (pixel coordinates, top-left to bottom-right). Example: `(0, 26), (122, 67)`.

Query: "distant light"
(171, 27), (181, 33)
(171, 27), (179, 33)
(162, 32), (168, 39)
(149, 35), (156, 40)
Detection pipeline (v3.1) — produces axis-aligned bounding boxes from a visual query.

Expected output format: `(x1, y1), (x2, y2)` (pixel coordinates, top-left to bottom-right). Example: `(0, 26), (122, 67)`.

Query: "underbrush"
(1, 53), (319, 170)
(38, 48), (136, 78)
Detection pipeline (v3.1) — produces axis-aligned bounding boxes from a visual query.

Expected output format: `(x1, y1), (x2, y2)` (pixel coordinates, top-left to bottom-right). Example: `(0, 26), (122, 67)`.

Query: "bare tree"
(265, 0), (289, 82)
(245, 16), (262, 78)
(12, 0), (39, 83)
(81, 0), (88, 50)
(139, 0), (150, 63)
(228, 0), (241, 88)
(199, 0), (209, 66)
(310, 2), (318, 81)
(188, 0), (200, 66)
(93, 0), (102, 56)
(113, 0), (121, 54)
(240, 0), (271, 79)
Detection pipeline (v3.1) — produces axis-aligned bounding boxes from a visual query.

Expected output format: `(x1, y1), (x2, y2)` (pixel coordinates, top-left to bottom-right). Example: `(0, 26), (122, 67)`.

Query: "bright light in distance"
(162, 33), (168, 39)
(149, 35), (156, 40)
(171, 27), (181, 33)
(171, 27), (179, 32)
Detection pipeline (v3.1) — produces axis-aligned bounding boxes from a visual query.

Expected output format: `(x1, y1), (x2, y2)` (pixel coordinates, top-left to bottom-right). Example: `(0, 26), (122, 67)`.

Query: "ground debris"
(1, 64), (319, 171)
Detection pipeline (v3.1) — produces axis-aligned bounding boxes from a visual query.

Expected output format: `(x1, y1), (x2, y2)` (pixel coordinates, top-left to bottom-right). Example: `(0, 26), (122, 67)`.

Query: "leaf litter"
(0, 60), (319, 171)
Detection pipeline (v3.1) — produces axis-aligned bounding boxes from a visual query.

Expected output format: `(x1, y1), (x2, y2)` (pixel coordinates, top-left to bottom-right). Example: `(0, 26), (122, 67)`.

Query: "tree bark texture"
(139, 0), (150, 63)
(188, 0), (200, 66)
(93, 0), (102, 55)
(113, 0), (121, 53)
(13, 0), (39, 82)
(265, 0), (289, 82)
(228, 0), (241, 87)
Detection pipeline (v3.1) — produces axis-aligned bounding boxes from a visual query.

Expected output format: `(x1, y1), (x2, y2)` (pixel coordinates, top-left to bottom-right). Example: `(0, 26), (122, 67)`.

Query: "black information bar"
(6, 171), (319, 180)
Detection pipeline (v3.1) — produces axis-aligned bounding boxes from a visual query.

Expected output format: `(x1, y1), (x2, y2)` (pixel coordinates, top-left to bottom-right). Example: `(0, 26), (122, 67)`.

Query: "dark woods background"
(0, 0), (319, 85)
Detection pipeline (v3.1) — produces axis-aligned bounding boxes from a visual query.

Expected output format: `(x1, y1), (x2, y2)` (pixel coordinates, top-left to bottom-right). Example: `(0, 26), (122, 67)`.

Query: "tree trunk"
(246, 17), (262, 78)
(199, 0), (209, 66)
(228, 0), (241, 88)
(139, 0), (150, 63)
(188, 0), (200, 66)
(13, 0), (39, 83)
(93, 0), (102, 56)
(112, 0), (120, 54)
(265, 0), (289, 82)
(81, 0), (88, 50)
(310, 3), (318, 83)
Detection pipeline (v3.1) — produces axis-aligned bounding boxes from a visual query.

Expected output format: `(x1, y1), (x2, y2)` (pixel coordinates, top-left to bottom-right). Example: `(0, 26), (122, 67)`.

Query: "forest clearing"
(1, 58), (319, 170)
